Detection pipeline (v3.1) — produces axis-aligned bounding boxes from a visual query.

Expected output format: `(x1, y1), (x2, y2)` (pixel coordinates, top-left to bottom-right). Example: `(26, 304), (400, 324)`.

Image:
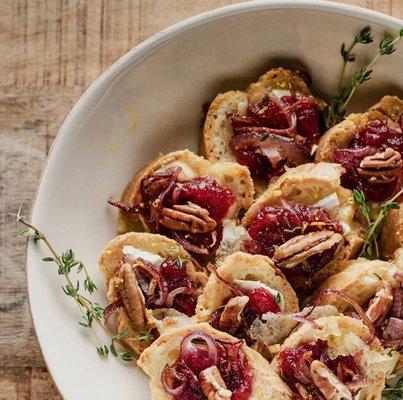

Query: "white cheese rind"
(122, 246), (164, 267)
(313, 192), (340, 210)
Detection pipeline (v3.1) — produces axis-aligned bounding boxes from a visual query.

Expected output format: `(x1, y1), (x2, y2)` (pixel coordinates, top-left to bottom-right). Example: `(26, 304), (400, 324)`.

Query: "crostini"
(271, 315), (397, 400)
(196, 252), (299, 351)
(315, 95), (403, 202)
(138, 323), (293, 399)
(98, 232), (207, 356)
(316, 96), (403, 259)
(241, 163), (364, 288)
(109, 150), (254, 261)
(203, 67), (326, 193)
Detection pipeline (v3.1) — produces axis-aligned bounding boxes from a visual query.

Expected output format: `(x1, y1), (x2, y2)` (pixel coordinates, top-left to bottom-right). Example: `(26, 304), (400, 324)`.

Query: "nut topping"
(310, 360), (352, 400)
(199, 366), (232, 400)
(118, 263), (147, 331)
(366, 281), (393, 324)
(273, 230), (344, 269)
(358, 148), (402, 184)
(218, 295), (249, 334)
(159, 202), (217, 233)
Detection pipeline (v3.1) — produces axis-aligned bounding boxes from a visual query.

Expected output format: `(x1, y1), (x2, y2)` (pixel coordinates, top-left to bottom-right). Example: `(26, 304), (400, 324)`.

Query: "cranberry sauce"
(210, 286), (281, 343)
(333, 119), (403, 202)
(162, 333), (252, 400)
(229, 94), (321, 182)
(139, 167), (236, 258)
(245, 201), (342, 286)
(135, 258), (198, 316)
(278, 339), (364, 398)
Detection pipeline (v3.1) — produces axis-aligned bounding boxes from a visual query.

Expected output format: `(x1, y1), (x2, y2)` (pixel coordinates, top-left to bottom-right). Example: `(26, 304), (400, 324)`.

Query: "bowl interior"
(28, 2), (403, 399)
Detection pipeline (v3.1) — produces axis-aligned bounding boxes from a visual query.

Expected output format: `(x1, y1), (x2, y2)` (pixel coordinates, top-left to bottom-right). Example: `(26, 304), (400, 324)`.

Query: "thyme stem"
(12, 205), (135, 360)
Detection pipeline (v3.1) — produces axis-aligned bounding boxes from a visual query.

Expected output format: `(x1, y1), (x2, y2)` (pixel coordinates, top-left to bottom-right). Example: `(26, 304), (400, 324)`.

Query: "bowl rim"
(26, 0), (403, 398)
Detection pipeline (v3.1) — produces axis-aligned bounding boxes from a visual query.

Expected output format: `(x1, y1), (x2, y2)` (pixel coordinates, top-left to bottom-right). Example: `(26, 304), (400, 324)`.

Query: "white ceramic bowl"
(27, 1), (403, 399)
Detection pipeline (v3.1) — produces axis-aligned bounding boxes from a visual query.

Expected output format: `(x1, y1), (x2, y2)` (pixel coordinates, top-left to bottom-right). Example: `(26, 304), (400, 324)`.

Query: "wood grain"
(0, 0), (401, 398)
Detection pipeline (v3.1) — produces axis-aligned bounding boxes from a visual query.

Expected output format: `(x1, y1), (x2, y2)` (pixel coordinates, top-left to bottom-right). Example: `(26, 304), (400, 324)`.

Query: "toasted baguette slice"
(118, 149), (254, 233)
(203, 68), (318, 163)
(314, 258), (400, 310)
(272, 316), (396, 400)
(138, 323), (293, 400)
(202, 68), (324, 194)
(242, 163), (364, 285)
(98, 232), (207, 356)
(196, 251), (299, 322)
(315, 96), (403, 259)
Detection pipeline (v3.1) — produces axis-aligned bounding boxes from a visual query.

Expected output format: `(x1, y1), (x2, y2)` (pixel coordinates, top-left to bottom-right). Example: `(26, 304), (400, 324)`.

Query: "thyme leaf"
(382, 376), (403, 399)
(327, 26), (403, 128)
(354, 188), (403, 259)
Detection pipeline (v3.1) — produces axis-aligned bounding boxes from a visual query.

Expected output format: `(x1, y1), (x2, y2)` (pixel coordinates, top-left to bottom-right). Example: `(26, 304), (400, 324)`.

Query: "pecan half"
(358, 147), (402, 184)
(366, 281), (393, 324)
(159, 202), (217, 233)
(199, 366), (232, 400)
(218, 295), (249, 334)
(118, 263), (147, 331)
(273, 230), (344, 269)
(310, 360), (352, 400)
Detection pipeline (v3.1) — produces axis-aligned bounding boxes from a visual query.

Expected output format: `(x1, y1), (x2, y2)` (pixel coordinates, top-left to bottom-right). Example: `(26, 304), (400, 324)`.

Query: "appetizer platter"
(21, 2), (403, 399)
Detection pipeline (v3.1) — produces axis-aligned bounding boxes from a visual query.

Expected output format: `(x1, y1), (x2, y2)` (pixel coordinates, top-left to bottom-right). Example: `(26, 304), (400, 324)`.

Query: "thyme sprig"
(327, 27), (403, 128)
(12, 205), (135, 361)
(382, 376), (403, 400)
(338, 26), (373, 91)
(354, 188), (403, 259)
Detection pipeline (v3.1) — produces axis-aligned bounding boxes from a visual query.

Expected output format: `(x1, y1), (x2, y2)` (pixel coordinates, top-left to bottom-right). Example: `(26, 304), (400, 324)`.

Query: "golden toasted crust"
(314, 258), (400, 310)
(98, 232), (207, 356)
(196, 252), (299, 323)
(314, 114), (361, 162)
(202, 90), (247, 163)
(315, 96), (403, 162)
(138, 323), (293, 400)
(119, 149), (254, 231)
(271, 316), (393, 400)
(246, 68), (314, 100)
(380, 202), (403, 259)
(241, 163), (364, 285)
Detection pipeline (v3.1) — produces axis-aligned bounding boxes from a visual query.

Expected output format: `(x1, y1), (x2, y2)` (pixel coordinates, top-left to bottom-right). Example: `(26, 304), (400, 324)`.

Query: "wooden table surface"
(1, 0), (402, 398)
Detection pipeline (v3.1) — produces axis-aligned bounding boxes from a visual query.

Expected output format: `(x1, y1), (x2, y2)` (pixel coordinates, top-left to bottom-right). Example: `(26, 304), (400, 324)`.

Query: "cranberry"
(136, 259), (197, 316)
(278, 340), (364, 397)
(235, 148), (279, 181)
(216, 342), (252, 400)
(177, 177), (236, 222)
(245, 202), (342, 284)
(327, 354), (362, 384)
(293, 99), (321, 147)
(246, 288), (281, 316)
(160, 260), (189, 290)
(334, 119), (403, 202)
(174, 294), (197, 317)
(180, 347), (215, 376)
(248, 100), (290, 129)
(230, 94), (322, 182)
(139, 170), (236, 259)
(169, 339), (252, 400)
